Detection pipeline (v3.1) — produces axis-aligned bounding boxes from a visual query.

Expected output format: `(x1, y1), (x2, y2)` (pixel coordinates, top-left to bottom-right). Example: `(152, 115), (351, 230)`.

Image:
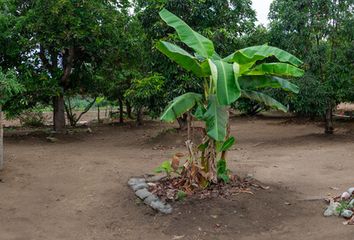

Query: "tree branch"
(61, 47), (75, 87)
(39, 45), (55, 74)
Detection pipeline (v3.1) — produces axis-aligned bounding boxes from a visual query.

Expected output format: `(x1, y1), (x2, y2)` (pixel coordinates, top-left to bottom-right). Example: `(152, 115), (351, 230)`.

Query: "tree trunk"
(53, 94), (66, 133)
(126, 102), (133, 119)
(177, 114), (188, 130)
(136, 108), (143, 126)
(97, 106), (101, 123)
(325, 103), (334, 134)
(118, 98), (124, 123)
(0, 105), (3, 170)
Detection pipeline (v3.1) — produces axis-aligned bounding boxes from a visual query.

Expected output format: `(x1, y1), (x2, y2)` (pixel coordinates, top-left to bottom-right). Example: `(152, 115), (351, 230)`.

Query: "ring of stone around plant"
(128, 177), (173, 214)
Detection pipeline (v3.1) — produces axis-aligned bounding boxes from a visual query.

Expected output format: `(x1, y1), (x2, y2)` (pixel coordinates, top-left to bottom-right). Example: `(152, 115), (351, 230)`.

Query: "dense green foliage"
(0, 0), (130, 129)
(125, 74), (166, 124)
(0, 68), (22, 105)
(269, 0), (354, 132)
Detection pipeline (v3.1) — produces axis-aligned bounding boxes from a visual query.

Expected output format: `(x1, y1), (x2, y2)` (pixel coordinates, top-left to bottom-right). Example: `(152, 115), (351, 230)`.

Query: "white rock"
(341, 210), (353, 218)
(341, 192), (350, 200)
(245, 173), (254, 179)
(348, 199), (354, 208)
(324, 201), (341, 217)
(347, 187), (354, 195)
(46, 137), (58, 143)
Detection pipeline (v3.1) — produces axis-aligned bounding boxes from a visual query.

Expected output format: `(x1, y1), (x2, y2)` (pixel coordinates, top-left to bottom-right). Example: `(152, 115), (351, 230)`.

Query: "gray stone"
(324, 201), (341, 217)
(135, 188), (151, 200)
(160, 204), (173, 214)
(144, 194), (159, 205)
(150, 200), (173, 214)
(348, 199), (354, 208)
(341, 210), (353, 218)
(150, 200), (165, 210)
(128, 178), (145, 187)
(348, 187), (354, 195)
(245, 173), (254, 179)
(145, 175), (165, 182)
(132, 182), (149, 191)
(46, 137), (58, 143)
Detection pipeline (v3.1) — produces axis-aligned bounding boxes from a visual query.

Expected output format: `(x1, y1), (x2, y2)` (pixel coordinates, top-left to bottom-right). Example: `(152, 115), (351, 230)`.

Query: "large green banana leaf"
(204, 95), (228, 141)
(159, 8), (215, 58)
(239, 76), (299, 93)
(161, 92), (203, 122)
(156, 41), (209, 77)
(241, 90), (288, 112)
(209, 60), (241, 106)
(224, 45), (303, 66)
(246, 63), (304, 77)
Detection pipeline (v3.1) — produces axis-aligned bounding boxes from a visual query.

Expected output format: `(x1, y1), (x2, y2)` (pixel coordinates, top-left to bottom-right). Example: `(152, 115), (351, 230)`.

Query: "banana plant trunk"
(205, 139), (217, 183)
(221, 122), (231, 160)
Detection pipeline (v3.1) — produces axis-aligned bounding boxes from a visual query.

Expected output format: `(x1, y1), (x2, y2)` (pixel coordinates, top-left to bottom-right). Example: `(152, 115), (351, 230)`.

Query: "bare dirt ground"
(0, 117), (353, 240)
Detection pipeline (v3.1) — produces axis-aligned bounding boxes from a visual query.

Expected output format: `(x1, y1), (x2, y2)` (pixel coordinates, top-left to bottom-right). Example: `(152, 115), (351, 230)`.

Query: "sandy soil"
(0, 117), (353, 240)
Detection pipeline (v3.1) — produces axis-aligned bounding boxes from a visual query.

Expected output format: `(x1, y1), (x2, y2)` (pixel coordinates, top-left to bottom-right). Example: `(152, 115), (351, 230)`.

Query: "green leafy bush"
(289, 75), (328, 118)
(125, 73), (166, 120)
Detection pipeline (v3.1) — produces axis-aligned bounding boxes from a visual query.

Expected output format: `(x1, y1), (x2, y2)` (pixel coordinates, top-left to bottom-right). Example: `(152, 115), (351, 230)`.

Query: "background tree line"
(0, 0), (352, 133)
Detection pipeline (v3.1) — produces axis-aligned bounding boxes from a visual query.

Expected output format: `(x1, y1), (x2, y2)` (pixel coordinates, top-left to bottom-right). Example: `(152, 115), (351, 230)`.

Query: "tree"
(97, 16), (148, 124)
(269, 0), (354, 133)
(1, 0), (129, 132)
(125, 73), (166, 125)
(0, 69), (22, 170)
(157, 9), (304, 184)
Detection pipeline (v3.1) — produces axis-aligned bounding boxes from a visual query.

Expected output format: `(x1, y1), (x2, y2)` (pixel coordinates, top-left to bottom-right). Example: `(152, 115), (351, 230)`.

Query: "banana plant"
(157, 9), (304, 183)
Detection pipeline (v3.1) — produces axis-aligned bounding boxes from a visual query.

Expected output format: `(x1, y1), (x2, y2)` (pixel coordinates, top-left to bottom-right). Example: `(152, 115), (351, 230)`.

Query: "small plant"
(154, 160), (173, 177)
(154, 153), (183, 177)
(337, 201), (350, 214)
(176, 190), (187, 201)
